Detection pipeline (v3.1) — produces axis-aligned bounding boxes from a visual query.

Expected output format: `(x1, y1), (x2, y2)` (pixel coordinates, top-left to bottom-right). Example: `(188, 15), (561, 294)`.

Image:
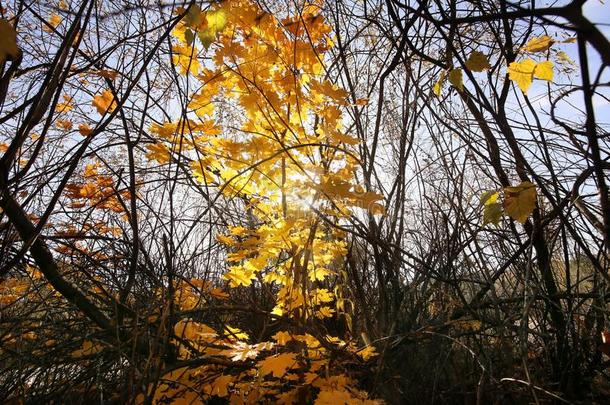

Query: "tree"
(0, 0), (608, 403)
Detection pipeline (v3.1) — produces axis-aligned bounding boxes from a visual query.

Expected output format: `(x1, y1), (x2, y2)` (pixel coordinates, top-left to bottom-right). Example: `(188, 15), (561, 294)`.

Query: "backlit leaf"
(534, 61), (553, 81)
(43, 14), (62, 32)
(507, 59), (536, 93)
(503, 181), (537, 224)
(92, 89), (117, 114)
(481, 191), (502, 225)
(433, 71), (445, 97)
(523, 35), (554, 53)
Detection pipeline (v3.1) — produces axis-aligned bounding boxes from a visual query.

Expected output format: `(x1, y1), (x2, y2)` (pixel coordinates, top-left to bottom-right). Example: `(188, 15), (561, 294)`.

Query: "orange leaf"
(92, 89), (117, 115)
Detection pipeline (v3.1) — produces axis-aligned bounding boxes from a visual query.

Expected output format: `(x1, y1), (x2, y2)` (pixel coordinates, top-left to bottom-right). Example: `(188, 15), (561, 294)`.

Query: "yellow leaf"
(44, 14), (62, 32)
(208, 374), (233, 397)
(556, 51), (575, 66)
(448, 68), (463, 91)
(224, 341), (261, 361)
(352, 191), (384, 213)
(308, 267), (331, 282)
(225, 325), (249, 341)
(92, 89), (117, 115)
(210, 288), (229, 299)
(465, 51), (491, 72)
(507, 59), (536, 93)
(172, 44), (200, 75)
(258, 352), (298, 378)
(481, 191), (502, 225)
(483, 202), (503, 226)
(206, 9), (227, 34)
(183, 4), (203, 28)
(357, 345), (378, 361)
(534, 61), (553, 81)
(523, 35), (554, 53)
(198, 9), (227, 48)
(0, 19), (19, 64)
(433, 71), (445, 97)
(224, 266), (256, 287)
(316, 306), (335, 318)
(331, 132), (359, 145)
(83, 163), (98, 177)
(315, 389), (358, 405)
(272, 331), (294, 345)
(216, 234), (234, 245)
(55, 94), (73, 113)
(71, 340), (103, 358)
(503, 181), (537, 224)
(56, 119), (72, 130)
(145, 142), (171, 164)
(189, 91), (215, 117)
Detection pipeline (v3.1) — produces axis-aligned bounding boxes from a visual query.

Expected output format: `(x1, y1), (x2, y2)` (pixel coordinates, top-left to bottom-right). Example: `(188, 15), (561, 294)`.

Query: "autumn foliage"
(1, 0), (609, 403)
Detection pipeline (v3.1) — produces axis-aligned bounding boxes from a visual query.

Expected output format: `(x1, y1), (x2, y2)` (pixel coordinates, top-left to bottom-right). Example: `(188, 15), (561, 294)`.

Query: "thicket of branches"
(0, 0), (608, 403)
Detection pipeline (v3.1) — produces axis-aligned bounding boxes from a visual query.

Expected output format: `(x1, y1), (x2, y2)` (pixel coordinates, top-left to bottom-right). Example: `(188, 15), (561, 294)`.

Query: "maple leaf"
(258, 352), (298, 378)
(92, 89), (117, 114)
(43, 14), (62, 32)
(315, 389), (356, 405)
(352, 191), (384, 212)
(308, 267), (331, 282)
(465, 51), (491, 72)
(55, 94), (73, 113)
(0, 19), (19, 64)
(71, 340), (103, 358)
(224, 266), (256, 287)
(189, 91), (215, 117)
(503, 181), (537, 224)
(272, 331), (294, 345)
(172, 44), (200, 75)
(206, 374), (233, 397)
(78, 123), (93, 136)
(93, 69), (119, 80)
(224, 341), (261, 361)
(556, 51), (575, 66)
(331, 132), (359, 145)
(56, 119), (73, 130)
(523, 35), (554, 53)
(199, 9), (227, 48)
(507, 59), (536, 93)
(357, 345), (378, 361)
(145, 142), (171, 164)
